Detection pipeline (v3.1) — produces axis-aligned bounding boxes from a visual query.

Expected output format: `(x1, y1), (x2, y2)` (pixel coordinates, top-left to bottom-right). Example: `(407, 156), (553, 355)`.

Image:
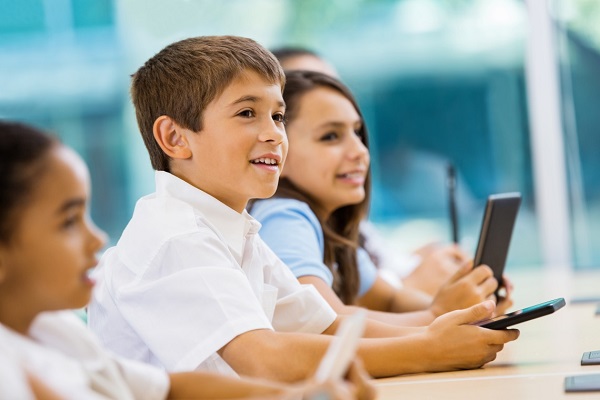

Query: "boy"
(88, 35), (519, 381)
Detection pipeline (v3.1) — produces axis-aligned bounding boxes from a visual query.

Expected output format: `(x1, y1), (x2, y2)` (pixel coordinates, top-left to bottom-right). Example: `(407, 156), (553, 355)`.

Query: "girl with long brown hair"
(251, 70), (513, 325)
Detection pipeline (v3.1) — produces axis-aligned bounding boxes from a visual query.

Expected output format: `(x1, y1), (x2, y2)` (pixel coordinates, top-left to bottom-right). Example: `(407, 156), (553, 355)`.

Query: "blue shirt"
(251, 198), (378, 298)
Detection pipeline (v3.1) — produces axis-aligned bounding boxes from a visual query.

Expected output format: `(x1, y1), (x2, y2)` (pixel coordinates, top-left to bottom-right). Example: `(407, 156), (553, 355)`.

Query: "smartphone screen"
(474, 297), (566, 330)
(473, 192), (521, 295)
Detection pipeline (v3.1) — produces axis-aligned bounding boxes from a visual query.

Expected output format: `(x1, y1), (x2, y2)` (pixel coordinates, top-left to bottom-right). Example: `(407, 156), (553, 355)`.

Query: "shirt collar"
(154, 171), (261, 258)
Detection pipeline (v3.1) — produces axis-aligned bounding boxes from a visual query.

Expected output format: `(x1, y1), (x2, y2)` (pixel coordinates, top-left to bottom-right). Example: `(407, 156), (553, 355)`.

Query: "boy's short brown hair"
(131, 35), (285, 171)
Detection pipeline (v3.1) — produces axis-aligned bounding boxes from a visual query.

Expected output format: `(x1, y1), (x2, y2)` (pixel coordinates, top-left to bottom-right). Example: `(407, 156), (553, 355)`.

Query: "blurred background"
(1, 0), (599, 274)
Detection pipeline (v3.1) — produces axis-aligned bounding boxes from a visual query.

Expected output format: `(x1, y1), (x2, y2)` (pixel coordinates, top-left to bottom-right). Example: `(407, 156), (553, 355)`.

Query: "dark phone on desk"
(473, 193), (521, 296)
(474, 297), (566, 330)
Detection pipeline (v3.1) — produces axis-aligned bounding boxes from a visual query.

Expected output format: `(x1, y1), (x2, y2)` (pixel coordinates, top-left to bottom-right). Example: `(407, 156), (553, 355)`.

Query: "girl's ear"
(153, 116), (192, 159)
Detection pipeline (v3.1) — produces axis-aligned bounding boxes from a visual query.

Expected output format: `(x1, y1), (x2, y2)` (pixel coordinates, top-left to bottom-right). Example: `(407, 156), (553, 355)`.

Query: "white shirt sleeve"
(257, 238), (337, 334)
(112, 233), (274, 371)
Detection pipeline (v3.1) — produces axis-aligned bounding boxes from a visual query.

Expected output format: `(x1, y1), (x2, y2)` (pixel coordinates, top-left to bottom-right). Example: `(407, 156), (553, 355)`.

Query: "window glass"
(557, 0), (600, 268)
(0, 0), (45, 37)
(0, 0), (127, 240)
(71, 0), (114, 28)
(0, 0), (542, 269)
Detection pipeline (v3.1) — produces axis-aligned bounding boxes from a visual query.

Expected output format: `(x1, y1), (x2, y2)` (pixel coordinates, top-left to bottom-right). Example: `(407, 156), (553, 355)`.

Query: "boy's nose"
(259, 122), (286, 144)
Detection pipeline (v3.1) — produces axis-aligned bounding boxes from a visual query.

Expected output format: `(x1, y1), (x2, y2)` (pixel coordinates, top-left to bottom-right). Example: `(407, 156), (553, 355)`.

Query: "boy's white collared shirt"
(88, 171), (336, 375)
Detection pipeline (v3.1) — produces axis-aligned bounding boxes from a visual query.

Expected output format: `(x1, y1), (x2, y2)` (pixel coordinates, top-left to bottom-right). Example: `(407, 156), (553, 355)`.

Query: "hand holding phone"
(314, 309), (367, 383)
(474, 297), (565, 330)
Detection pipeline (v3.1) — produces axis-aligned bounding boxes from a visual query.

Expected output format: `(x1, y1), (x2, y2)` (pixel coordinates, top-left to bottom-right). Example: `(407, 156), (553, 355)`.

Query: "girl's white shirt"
(0, 332), (34, 400)
(0, 311), (169, 400)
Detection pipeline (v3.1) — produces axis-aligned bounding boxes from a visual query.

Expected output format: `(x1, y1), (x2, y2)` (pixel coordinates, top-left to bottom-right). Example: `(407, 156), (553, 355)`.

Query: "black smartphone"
(473, 192), (521, 296)
(474, 297), (566, 330)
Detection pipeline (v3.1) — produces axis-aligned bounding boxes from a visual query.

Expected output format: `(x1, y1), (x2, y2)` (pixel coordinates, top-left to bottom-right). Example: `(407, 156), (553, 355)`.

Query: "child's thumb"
(456, 300), (496, 325)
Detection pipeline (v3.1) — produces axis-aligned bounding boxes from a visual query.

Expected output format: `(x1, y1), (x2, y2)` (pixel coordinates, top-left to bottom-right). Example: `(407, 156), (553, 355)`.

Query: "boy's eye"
(238, 109), (255, 118)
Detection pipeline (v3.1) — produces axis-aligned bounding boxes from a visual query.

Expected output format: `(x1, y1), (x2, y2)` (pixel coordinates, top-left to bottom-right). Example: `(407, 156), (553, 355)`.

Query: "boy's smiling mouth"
(249, 153), (282, 168)
(250, 157), (279, 165)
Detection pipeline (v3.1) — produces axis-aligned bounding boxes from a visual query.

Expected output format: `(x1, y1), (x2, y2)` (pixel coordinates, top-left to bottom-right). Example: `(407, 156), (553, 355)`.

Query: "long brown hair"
(277, 70), (371, 304)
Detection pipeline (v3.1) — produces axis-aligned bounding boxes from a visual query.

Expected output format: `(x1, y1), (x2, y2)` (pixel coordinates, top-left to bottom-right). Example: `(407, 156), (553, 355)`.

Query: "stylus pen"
(447, 163), (459, 244)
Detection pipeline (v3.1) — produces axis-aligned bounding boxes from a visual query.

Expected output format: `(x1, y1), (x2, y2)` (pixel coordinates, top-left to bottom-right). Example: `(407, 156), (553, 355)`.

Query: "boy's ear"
(153, 116), (192, 159)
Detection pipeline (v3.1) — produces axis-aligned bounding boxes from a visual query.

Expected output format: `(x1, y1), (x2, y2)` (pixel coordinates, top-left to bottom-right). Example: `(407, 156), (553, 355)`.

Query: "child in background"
(250, 70), (513, 325)
(271, 46), (473, 297)
(0, 120), (373, 400)
(88, 35), (519, 381)
(271, 47), (339, 78)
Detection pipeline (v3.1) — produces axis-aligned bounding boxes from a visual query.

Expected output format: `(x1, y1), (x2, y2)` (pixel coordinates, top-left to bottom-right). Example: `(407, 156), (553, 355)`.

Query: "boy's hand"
(429, 262), (498, 317)
(423, 301), (520, 372)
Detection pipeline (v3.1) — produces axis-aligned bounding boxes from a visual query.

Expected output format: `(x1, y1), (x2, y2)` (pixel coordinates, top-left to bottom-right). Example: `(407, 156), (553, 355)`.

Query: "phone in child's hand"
(473, 192), (521, 297)
(314, 309), (367, 383)
(474, 297), (566, 330)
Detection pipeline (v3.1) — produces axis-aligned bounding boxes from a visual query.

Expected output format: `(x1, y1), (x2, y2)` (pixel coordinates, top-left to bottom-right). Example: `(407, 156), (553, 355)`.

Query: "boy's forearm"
(219, 317), (513, 381)
(220, 329), (332, 382)
(219, 325), (437, 381)
(223, 329), (432, 380)
(357, 336), (423, 378)
(168, 371), (286, 399)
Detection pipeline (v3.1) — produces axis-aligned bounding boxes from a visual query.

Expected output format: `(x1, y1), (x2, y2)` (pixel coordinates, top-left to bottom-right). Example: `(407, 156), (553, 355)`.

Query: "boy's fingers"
(454, 300), (496, 325)
(496, 328), (520, 343)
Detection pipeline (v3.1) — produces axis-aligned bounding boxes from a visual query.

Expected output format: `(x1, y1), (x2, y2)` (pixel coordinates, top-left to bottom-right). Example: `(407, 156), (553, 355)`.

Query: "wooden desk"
(374, 269), (600, 399)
